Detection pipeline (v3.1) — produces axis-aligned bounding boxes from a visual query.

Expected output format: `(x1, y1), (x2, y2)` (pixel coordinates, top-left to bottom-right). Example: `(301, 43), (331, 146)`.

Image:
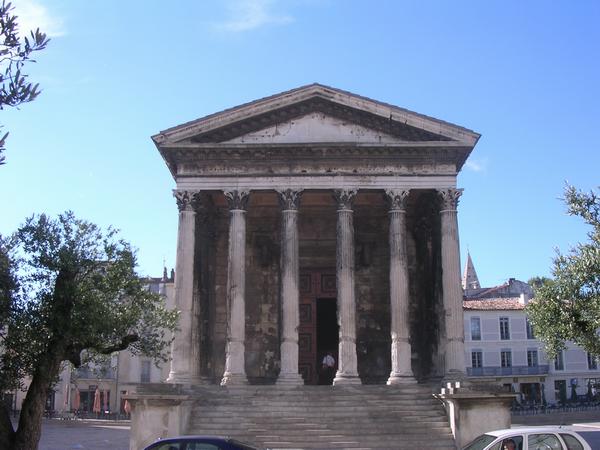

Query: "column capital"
(438, 188), (464, 211)
(333, 189), (357, 210)
(277, 189), (303, 210)
(223, 189), (250, 210)
(385, 189), (410, 211)
(173, 190), (201, 212)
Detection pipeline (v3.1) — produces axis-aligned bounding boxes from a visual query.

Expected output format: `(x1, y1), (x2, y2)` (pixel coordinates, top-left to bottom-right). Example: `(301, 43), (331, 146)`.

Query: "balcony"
(467, 365), (549, 377)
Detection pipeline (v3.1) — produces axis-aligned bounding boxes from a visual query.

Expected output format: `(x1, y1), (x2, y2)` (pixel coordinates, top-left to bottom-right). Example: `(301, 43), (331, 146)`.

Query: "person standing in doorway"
(321, 351), (336, 384)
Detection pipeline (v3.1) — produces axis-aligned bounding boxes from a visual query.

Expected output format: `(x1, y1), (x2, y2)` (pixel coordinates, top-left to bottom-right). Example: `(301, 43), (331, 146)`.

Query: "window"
(560, 433), (585, 450)
(470, 317), (481, 341)
(555, 351), (564, 371)
(528, 434), (562, 450)
(499, 317), (510, 340)
(501, 350), (512, 368)
(526, 318), (535, 339)
(527, 349), (538, 367)
(471, 351), (482, 368)
(141, 360), (151, 383)
(588, 353), (598, 370)
(497, 436), (524, 450)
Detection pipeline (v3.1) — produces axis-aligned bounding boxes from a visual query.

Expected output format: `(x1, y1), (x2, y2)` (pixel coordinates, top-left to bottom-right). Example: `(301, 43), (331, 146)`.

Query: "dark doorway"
(317, 298), (338, 385)
(298, 270), (336, 384)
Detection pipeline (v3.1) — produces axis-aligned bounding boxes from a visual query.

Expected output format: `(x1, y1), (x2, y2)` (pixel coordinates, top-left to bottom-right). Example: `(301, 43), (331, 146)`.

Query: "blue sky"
(1, 0), (599, 286)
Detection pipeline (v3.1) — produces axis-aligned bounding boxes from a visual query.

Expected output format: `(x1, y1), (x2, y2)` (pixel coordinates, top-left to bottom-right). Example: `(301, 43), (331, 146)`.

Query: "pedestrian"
(321, 351), (336, 384)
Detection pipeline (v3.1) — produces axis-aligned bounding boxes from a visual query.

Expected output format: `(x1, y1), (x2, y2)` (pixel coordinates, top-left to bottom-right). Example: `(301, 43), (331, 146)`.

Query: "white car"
(462, 426), (593, 450)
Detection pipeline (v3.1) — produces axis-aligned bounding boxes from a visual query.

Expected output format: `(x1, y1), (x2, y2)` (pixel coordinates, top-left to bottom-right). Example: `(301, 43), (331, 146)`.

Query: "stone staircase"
(187, 384), (457, 449)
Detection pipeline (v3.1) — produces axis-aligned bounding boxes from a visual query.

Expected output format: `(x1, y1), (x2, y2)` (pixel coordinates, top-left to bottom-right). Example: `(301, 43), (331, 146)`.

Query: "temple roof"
(153, 84), (481, 179)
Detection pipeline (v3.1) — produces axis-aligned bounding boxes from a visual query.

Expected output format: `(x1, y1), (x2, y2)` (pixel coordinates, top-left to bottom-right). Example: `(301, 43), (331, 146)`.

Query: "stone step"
(186, 385), (454, 449)
(233, 435), (456, 449)
(191, 423), (452, 435)
(192, 414), (447, 423)
(202, 399), (440, 408)
(193, 406), (445, 415)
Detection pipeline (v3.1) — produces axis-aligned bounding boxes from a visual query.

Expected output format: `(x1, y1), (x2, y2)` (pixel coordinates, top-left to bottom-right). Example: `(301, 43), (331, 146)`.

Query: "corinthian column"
(221, 189), (250, 386)
(276, 189), (304, 386)
(167, 190), (202, 384)
(333, 189), (361, 385)
(438, 188), (466, 377)
(385, 190), (416, 385)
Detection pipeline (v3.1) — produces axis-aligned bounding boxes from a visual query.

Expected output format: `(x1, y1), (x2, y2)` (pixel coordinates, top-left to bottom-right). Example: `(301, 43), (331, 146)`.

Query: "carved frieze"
(277, 189), (303, 210)
(438, 188), (463, 210)
(223, 189), (250, 210)
(333, 189), (357, 210)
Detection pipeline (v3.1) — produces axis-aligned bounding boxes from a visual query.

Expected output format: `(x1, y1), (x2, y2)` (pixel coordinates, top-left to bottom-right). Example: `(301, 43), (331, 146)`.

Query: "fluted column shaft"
(439, 188), (467, 376)
(333, 189), (361, 385)
(221, 190), (250, 386)
(277, 189), (304, 385)
(167, 190), (201, 384)
(386, 190), (416, 385)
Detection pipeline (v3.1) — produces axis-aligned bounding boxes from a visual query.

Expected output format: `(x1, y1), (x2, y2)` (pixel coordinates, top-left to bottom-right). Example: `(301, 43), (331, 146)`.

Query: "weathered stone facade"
(153, 84), (480, 387)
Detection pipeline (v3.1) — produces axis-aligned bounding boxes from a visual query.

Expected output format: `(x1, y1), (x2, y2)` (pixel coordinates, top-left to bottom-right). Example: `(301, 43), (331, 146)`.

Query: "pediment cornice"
(152, 84), (480, 146)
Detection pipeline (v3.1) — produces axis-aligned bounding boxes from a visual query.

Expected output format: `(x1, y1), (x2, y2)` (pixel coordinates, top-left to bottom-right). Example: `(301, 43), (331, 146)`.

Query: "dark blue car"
(143, 436), (263, 450)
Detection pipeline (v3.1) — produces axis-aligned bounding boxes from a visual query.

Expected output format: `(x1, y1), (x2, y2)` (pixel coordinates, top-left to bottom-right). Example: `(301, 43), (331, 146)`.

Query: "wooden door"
(298, 270), (336, 384)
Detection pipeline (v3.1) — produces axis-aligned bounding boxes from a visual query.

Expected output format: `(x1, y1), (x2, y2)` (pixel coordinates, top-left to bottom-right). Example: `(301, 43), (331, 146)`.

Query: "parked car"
(143, 435), (263, 450)
(462, 426), (592, 450)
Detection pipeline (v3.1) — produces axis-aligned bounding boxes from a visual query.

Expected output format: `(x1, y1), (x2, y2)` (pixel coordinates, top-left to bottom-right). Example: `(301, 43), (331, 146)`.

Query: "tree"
(527, 276), (551, 290)
(527, 184), (600, 359)
(0, 0), (49, 165)
(0, 212), (178, 450)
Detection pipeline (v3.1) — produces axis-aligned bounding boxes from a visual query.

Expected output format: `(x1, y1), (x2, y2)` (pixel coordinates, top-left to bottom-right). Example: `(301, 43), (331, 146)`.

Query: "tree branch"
(94, 334), (139, 355)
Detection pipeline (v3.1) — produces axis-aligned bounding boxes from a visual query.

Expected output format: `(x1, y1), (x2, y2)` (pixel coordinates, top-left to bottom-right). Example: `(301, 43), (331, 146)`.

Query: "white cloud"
(465, 158), (487, 172)
(12, 0), (65, 38)
(216, 0), (294, 32)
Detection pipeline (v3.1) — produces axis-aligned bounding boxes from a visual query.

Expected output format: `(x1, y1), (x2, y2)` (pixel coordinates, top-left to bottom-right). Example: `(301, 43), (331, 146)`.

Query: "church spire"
(462, 252), (480, 291)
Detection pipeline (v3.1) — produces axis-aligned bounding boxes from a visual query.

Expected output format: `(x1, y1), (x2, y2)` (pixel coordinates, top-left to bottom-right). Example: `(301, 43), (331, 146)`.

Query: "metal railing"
(467, 365), (549, 376)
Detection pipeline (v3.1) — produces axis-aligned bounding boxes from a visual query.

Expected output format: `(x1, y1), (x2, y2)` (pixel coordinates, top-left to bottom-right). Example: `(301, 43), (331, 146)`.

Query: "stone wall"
(406, 190), (444, 381)
(199, 190), (444, 384)
(354, 200), (390, 384)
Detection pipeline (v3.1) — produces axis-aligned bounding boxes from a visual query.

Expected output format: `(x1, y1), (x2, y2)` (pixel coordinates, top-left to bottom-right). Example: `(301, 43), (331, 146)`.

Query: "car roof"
(146, 436), (261, 448)
(484, 426), (578, 438)
(152, 436), (248, 441)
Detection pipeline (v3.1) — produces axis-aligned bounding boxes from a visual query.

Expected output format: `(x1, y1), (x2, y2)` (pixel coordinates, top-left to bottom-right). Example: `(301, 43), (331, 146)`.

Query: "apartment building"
(463, 255), (600, 405)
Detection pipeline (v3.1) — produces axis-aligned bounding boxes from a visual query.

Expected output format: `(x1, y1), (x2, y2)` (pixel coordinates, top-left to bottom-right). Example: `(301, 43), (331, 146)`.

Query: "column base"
(166, 372), (207, 385)
(220, 372), (248, 386)
(276, 373), (305, 386)
(387, 374), (417, 385)
(333, 374), (362, 385)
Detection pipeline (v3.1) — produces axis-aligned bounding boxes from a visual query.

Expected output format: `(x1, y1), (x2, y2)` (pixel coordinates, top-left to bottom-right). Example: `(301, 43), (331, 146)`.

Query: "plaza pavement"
(38, 418), (129, 450)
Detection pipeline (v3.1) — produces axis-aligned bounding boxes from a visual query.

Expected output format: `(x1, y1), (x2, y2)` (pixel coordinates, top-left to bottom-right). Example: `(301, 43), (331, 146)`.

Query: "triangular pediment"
(153, 84), (480, 147)
(223, 111), (406, 144)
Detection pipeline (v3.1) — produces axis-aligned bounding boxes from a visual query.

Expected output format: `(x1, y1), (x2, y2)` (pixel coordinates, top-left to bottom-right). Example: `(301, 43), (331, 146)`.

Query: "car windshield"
(463, 434), (497, 450)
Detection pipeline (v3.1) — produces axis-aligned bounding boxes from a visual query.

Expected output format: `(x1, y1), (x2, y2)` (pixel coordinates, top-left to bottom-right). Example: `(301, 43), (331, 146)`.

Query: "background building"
(463, 254), (600, 406)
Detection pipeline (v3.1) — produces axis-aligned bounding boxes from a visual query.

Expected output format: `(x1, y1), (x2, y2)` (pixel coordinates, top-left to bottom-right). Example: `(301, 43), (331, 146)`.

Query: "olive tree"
(527, 184), (600, 358)
(0, 212), (178, 450)
(0, 0), (49, 164)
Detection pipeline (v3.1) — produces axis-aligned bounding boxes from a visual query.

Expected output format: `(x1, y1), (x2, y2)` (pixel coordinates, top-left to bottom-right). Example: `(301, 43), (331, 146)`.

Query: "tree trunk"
(11, 353), (63, 450)
(0, 402), (15, 449)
